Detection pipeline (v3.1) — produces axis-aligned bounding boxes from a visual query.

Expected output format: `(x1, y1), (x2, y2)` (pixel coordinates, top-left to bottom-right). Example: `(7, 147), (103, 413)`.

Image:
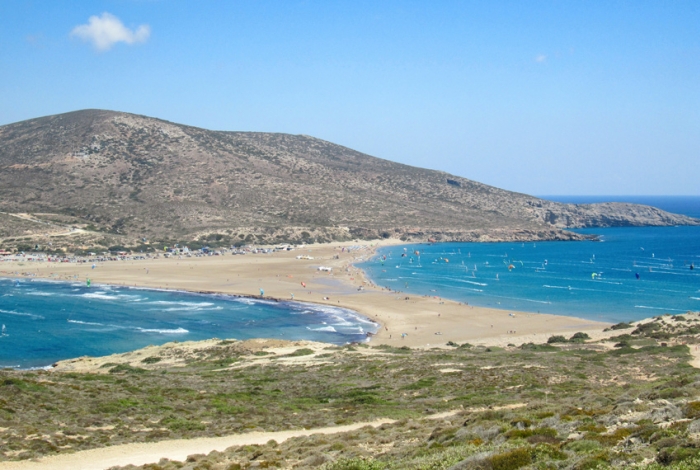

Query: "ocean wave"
(488, 294), (552, 305)
(634, 306), (687, 312)
(232, 298), (278, 306)
(151, 306), (224, 312)
(0, 308), (44, 319)
(307, 325), (337, 332)
(68, 319), (105, 326)
(81, 292), (140, 301)
(148, 300), (215, 307)
(25, 291), (54, 296)
(135, 327), (189, 334)
(339, 326), (365, 334)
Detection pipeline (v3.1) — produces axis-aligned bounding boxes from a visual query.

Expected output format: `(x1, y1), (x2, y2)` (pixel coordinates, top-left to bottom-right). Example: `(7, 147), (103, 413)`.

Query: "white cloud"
(535, 54), (547, 63)
(71, 13), (150, 51)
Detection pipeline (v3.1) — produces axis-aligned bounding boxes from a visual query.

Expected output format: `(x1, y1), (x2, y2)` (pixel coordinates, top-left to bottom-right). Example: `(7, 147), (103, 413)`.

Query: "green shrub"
(657, 447), (700, 465)
(402, 377), (437, 390)
(288, 348), (314, 357)
(521, 343), (558, 351)
(506, 427), (557, 440)
(321, 457), (386, 470)
(108, 364), (146, 374)
(577, 423), (606, 433)
(573, 451), (610, 470)
(532, 443), (567, 461)
(608, 322), (633, 330)
(684, 401), (700, 419)
(591, 427), (632, 446)
(141, 356), (162, 364)
(488, 447), (532, 470)
(160, 416), (206, 432)
(547, 335), (568, 344)
(571, 332), (591, 340)
(565, 439), (603, 454)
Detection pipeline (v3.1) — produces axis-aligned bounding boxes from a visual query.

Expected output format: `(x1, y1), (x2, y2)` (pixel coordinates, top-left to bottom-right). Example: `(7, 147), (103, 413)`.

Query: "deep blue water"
(0, 281), (377, 369)
(360, 196), (700, 325)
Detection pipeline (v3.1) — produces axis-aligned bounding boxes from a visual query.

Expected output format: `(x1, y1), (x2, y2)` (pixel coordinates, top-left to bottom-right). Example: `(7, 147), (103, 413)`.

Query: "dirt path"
(690, 343), (700, 369)
(0, 411), (461, 470)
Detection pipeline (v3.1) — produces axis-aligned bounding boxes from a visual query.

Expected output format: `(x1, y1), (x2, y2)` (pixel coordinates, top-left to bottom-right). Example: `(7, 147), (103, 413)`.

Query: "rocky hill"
(0, 110), (696, 248)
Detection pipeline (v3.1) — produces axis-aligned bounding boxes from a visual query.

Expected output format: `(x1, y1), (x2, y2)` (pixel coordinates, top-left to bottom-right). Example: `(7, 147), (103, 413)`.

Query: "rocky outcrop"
(534, 202), (698, 228)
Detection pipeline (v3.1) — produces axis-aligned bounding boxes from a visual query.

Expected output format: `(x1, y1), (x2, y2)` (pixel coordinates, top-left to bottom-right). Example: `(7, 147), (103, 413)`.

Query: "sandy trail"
(0, 411), (462, 470)
(690, 344), (700, 369)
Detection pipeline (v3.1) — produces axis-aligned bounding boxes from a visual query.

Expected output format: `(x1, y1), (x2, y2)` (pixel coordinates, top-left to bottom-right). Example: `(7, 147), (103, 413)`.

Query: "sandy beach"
(1, 239), (611, 350)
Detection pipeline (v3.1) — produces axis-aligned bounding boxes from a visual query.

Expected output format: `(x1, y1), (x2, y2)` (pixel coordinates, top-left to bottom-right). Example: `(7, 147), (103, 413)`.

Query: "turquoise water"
(0, 281), (378, 369)
(2, 196), (697, 368)
(360, 196), (700, 324)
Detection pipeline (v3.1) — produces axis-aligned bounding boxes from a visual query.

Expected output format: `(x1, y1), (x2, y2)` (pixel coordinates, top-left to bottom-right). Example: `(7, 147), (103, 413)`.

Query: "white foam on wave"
(307, 325), (337, 332)
(329, 316), (354, 327)
(542, 285), (603, 293)
(68, 319), (105, 326)
(0, 308), (44, 319)
(233, 297), (257, 305)
(340, 326), (365, 334)
(81, 292), (141, 301)
(634, 305), (686, 312)
(691, 297), (700, 301)
(81, 292), (115, 300)
(25, 291), (53, 297)
(149, 300), (215, 307)
(136, 327), (189, 334)
(153, 306), (224, 312)
(489, 294), (552, 305)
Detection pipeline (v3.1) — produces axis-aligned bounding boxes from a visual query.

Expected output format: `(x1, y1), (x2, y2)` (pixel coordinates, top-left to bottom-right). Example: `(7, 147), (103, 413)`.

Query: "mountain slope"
(0, 110), (696, 246)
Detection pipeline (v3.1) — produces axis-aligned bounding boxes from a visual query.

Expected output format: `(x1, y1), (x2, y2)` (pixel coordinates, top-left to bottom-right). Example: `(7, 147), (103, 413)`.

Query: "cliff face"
(0, 110), (696, 244)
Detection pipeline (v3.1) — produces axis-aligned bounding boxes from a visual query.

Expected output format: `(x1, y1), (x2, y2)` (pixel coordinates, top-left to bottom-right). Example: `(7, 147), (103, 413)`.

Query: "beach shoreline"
(0, 239), (615, 359)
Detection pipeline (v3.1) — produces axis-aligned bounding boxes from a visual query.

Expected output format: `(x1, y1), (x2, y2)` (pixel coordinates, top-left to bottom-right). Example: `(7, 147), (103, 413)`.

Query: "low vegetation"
(0, 315), (699, 469)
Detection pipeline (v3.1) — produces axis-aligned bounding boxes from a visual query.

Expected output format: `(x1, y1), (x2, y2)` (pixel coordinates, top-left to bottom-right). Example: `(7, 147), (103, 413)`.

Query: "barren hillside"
(0, 110), (696, 247)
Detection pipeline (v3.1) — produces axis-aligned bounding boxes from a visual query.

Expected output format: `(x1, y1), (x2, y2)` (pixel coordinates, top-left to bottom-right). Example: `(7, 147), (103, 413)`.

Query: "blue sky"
(1, 1), (698, 195)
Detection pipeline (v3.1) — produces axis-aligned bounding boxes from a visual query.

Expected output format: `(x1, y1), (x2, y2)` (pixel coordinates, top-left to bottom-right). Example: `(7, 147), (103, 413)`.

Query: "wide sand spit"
(2, 239), (613, 351)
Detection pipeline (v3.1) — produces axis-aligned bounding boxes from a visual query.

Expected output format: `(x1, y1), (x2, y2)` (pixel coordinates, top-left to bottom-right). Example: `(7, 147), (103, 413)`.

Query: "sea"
(2, 196), (698, 369)
(0, 283), (377, 369)
(359, 196), (700, 327)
